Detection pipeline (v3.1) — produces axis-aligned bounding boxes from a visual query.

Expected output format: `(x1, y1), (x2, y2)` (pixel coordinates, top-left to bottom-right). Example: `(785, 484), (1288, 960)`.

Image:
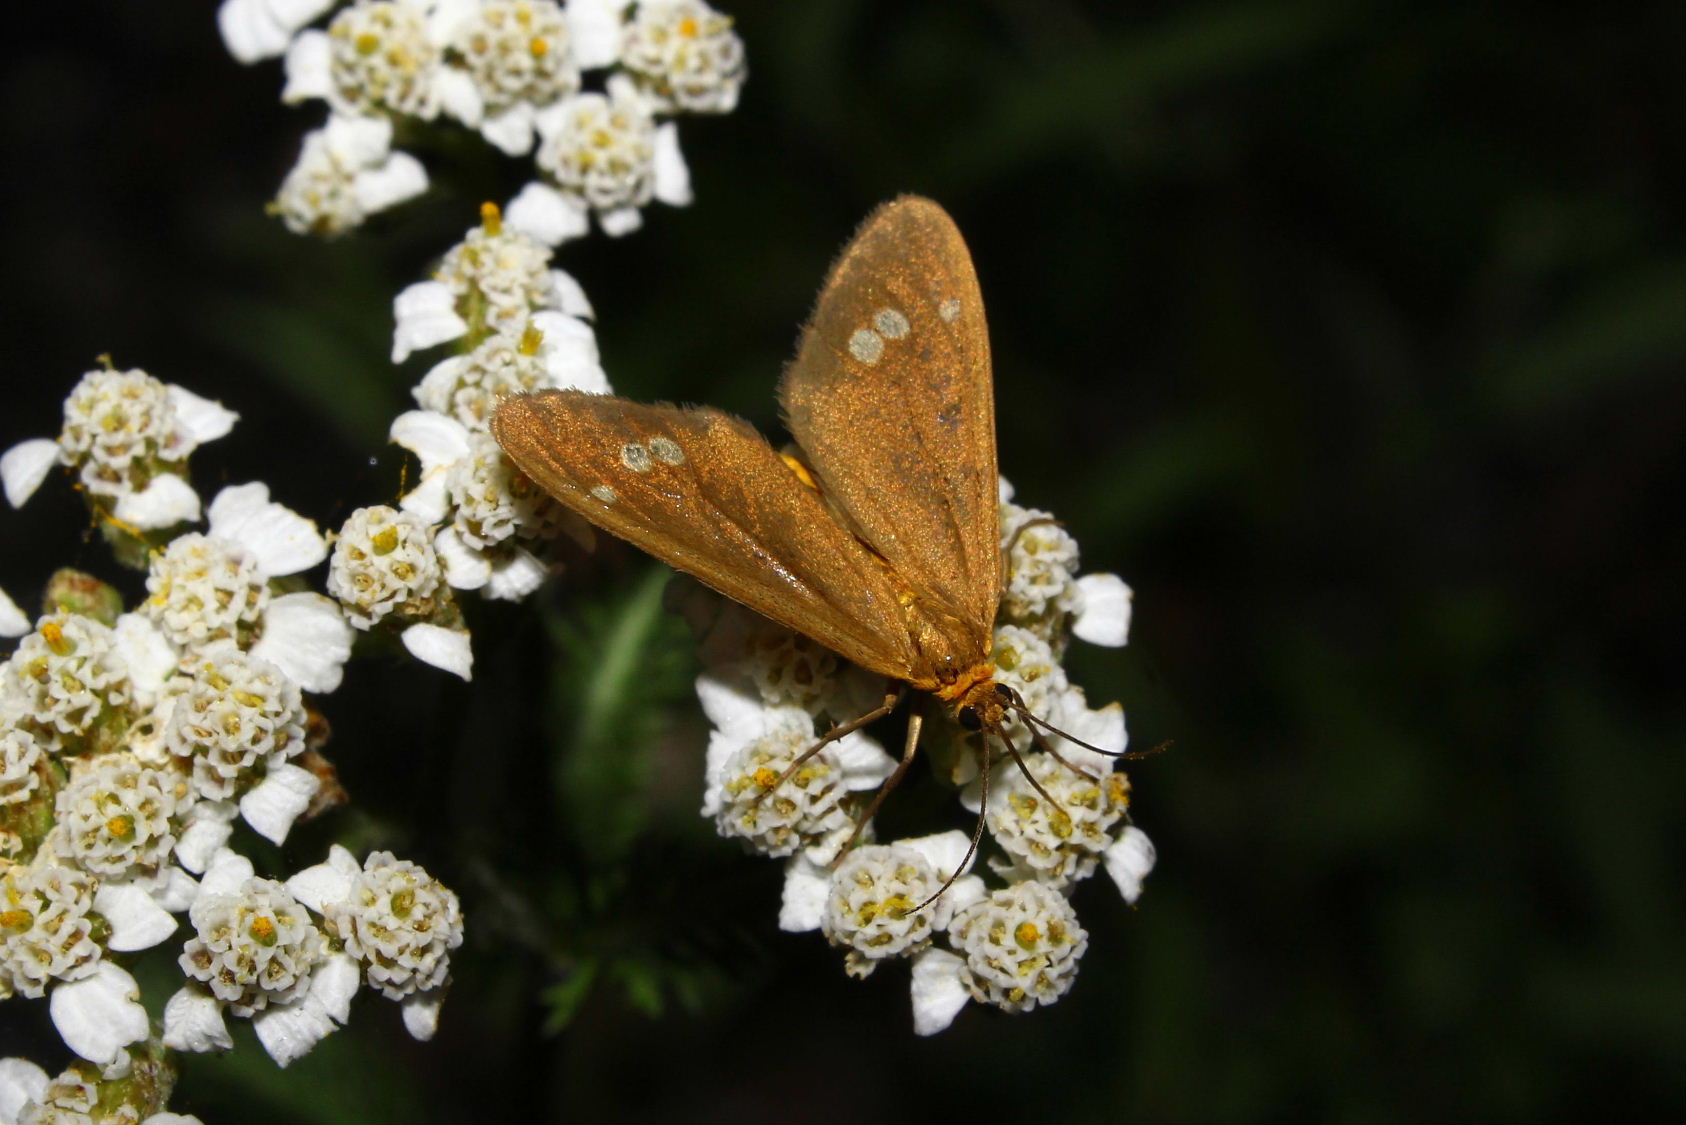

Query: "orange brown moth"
(492, 196), (1121, 895)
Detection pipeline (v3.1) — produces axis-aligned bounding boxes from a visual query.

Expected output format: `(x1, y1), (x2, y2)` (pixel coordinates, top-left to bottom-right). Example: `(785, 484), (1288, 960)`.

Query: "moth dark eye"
(994, 684), (1014, 701)
(957, 706), (983, 731)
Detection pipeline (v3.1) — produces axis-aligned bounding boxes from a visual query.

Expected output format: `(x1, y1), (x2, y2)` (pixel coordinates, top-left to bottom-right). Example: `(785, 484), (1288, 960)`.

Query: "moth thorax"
(950, 675), (1014, 734)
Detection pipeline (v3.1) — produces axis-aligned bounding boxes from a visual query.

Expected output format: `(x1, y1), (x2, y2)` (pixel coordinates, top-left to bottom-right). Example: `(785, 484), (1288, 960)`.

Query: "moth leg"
(755, 684), (904, 806)
(912, 732), (991, 914)
(998, 515), (1064, 591)
(832, 709), (923, 864)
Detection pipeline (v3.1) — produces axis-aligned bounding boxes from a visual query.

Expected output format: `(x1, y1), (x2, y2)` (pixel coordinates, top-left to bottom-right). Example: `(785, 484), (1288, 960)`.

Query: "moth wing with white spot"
(491, 389), (923, 680)
(778, 197), (1000, 668)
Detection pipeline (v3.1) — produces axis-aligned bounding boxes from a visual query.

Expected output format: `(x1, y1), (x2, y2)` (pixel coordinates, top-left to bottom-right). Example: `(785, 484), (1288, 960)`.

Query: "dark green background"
(2, 2), (1680, 1121)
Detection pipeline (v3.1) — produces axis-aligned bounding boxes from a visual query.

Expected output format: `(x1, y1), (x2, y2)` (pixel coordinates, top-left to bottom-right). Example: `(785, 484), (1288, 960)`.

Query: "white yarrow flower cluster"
(224, 0), (745, 240)
(2, 371), (464, 1076)
(2, 367), (236, 531)
(681, 478), (1155, 1035)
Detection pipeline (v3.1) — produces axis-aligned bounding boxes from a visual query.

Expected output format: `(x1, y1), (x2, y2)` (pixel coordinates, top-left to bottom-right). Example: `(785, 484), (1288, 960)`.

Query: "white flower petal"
(217, 0), (293, 64)
(401, 623), (474, 680)
(285, 844), (360, 912)
(910, 948), (969, 1036)
(434, 526), (492, 591)
(272, 0), (337, 28)
(0, 1058), (49, 1123)
(239, 762), (321, 845)
(198, 846), (255, 897)
(152, 866), (201, 914)
(175, 805), (238, 876)
(528, 311), (609, 394)
(545, 269), (594, 320)
(94, 883), (177, 952)
(1, 437), (60, 507)
(1072, 573), (1133, 647)
(311, 952), (361, 1024)
(597, 205), (643, 237)
(50, 963), (149, 1065)
(111, 613), (177, 698)
(353, 152), (429, 217)
(250, 591), (353, 693)
(900, 830), (974, 881)
(113, 474), (201, 530)
(997, 476), (1015, 503)
(391, 407), (471, 473)
(401, 991), (445, 1041)
(280, 28), (333, 103)
(435, 64), (484, 127)
(392, 281), (469, 362)
(162, 986), (233, 1054)
(166, 384), (239, 447)
(0, 583), (29, 638)
(566, 0), (626, 70)
(322, 112), (393, 164)
(778, 855), (831, 933)
(505, 181), (590, 247)
(480, 103), (536, 156)
(946, 873), (988, 915)
(832, 731), (896, 792)
(484, 546), (549, 601)
(651, 122), (692, 206)
(209, 482), (327, 577)
(1104, 825), (1156, 904)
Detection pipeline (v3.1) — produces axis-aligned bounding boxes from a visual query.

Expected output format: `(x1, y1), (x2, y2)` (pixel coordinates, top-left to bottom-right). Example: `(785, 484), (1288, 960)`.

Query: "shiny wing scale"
(491, 389), (921, 680)
(778, 197), (1000, 668)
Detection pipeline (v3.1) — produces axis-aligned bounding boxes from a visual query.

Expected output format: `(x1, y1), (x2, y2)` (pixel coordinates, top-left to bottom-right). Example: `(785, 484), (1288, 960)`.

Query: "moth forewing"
(777, 196), (1001, 684)
(490, 389), (924, 681)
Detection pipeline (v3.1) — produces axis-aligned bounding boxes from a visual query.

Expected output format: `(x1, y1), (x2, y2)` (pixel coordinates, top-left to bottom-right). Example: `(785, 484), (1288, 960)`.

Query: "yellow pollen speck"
(106, 815), (135, 839)
(0, 908), (30, 932)
(354, 32), (380, 55)
(519, 323), (545, 355)
(249, 915), (277, 946)
(1015, 921), (1041, 949)
(753, 766), (779, 790)
(530, 37), (550, 57)
(679, 16), (699, 37)
(480, 201), (503, 235)
(41, 621), (71, 656)
(780, 453), (817, 490)
(370, 526), (400, 555)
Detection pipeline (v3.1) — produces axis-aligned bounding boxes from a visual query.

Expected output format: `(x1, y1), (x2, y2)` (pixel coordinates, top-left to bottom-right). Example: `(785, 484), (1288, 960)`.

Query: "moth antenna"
(754, 686), (904, 811)
(1009, 697), (1164, 761)
(910, 732), (993, 915)
(1023, 716), (1101, 784)
(1001, 725), (1073, 816)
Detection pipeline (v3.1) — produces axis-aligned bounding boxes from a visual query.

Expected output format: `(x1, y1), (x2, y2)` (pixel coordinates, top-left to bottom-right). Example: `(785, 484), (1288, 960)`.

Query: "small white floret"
(1072, 572), (1132, 647)
(49, 962), (149, 1066)
(1, 437), (60, 508)
(401, 623), (475, 681)
(910, 947), (970, 1036)
(239, 762), (322, 845)
(162, 985), (233, 1053)
(1104, 825), (1156, 904)
(651, 122), (693, 206)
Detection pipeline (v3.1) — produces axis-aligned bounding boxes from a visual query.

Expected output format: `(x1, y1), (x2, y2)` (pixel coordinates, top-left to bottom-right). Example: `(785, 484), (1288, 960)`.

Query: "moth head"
(953, 680), (1018, 735)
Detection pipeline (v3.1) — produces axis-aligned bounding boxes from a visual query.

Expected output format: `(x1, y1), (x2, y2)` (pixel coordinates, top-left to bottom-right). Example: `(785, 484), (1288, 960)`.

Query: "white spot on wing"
(938, 298), (961, 323)
(649, 436), (684, 465)
(590, 485), (618, 504)
(874, 308), (910, 339)
(848, 328), (884, 364)
(620, 443), (652, 472)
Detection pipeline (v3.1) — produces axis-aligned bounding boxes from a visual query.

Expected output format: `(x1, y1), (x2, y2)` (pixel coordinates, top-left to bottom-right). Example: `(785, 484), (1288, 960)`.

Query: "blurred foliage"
(1, 1), (1680, 1122)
